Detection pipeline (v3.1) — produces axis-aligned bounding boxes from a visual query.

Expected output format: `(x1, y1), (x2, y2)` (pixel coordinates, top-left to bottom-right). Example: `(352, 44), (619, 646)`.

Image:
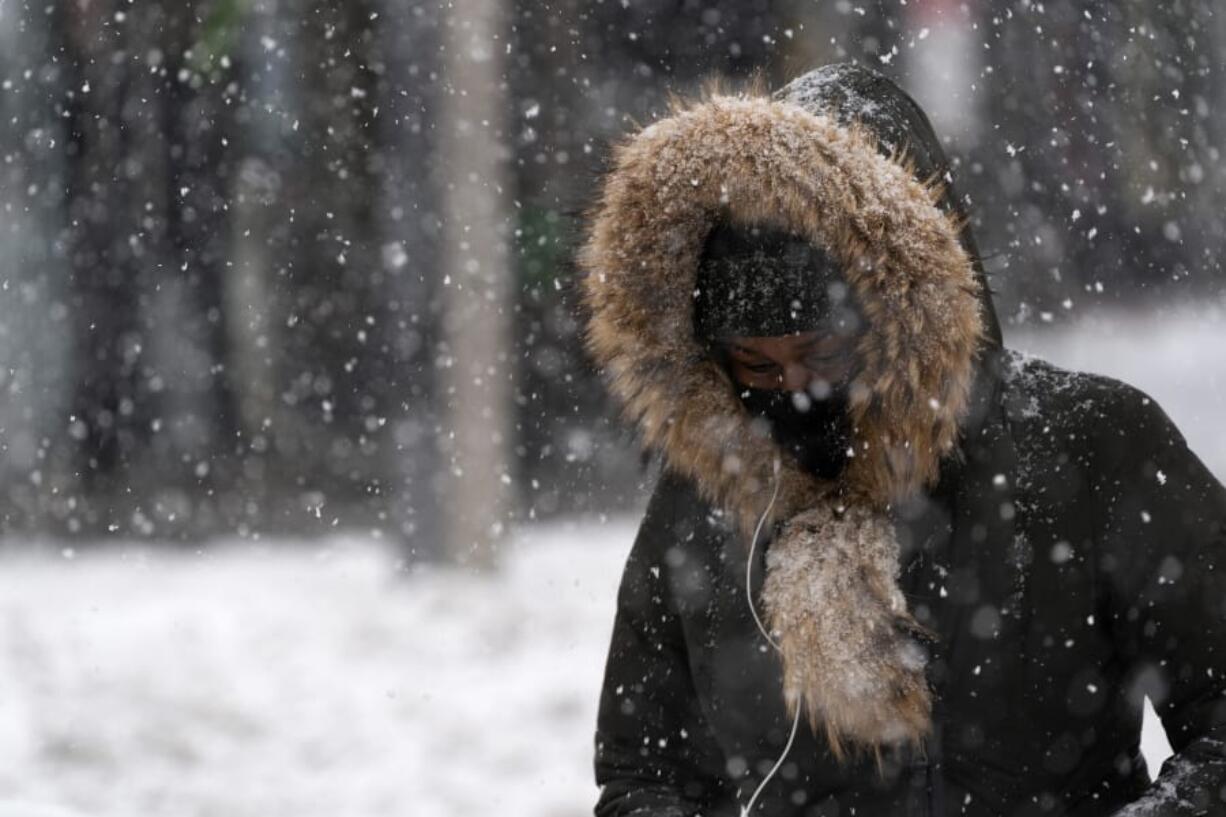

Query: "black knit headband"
(693, 221), (859, 340)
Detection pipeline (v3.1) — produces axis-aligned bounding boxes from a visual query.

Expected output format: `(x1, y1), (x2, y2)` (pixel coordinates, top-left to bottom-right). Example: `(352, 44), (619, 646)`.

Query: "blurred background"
(0, 1), (1222, 815)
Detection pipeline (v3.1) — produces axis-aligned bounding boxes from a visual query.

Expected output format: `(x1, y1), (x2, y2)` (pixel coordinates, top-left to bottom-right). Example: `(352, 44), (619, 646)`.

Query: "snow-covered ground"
(2, 303), (1223, 817)
(0, 523), (628, 817)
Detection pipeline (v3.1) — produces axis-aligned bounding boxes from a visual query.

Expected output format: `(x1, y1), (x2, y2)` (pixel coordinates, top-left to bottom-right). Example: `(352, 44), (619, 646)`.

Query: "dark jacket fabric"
(594, 349), (1226, 816)
(586, 65), (1226, 816)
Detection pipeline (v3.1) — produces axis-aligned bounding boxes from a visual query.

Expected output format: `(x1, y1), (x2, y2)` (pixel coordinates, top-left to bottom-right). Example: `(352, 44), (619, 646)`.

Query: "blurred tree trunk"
(255, 0), (392, 535)
(372, 0), (445, 561)
(438, 0), (515, 567)
(0, 3), (73, 532)
(148, 4), (243, 536)
(57, 1), (172, 536)
(225, 0), (299, 536)
(54, 0), (242, 540)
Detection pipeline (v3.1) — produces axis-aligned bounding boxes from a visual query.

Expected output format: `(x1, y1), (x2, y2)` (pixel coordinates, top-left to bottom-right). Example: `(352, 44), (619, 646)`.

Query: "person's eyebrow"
(728, 343), (768, 357)
(727, 339), (836, 358)
(797, 331), (855, 351)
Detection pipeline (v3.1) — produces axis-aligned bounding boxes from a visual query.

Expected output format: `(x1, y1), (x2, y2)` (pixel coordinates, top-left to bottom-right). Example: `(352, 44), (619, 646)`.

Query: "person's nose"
(781, 363), (811, 393)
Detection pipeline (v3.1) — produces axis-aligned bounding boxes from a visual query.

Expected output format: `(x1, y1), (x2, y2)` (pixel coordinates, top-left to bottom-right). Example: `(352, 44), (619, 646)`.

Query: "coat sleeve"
(1091, 382), (1226, 816)
(593, 472), (740, 817)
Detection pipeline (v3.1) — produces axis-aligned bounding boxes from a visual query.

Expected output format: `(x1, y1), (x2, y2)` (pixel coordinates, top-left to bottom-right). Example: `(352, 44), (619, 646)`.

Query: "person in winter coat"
(578, 63), (1226, 817)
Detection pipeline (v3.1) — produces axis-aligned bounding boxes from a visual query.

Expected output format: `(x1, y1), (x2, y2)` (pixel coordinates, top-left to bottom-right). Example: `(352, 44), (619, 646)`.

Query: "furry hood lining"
(580, 92), (987, 537)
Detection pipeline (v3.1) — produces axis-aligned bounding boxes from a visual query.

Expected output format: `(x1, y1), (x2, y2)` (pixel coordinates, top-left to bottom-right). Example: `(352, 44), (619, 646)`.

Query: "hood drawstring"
(745, 462), (783, 652)
(741, 464), (803, 816)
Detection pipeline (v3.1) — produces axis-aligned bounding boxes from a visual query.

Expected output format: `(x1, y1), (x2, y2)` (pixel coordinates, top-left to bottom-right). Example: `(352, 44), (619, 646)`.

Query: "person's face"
(720, 328), (860, 395)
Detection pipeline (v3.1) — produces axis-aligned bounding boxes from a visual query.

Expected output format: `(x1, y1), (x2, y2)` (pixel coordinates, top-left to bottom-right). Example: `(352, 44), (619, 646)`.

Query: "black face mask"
(738, 385), (853, 480)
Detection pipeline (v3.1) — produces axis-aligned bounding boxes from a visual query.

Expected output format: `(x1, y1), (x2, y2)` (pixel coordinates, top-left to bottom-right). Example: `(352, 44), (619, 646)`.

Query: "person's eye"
(804, 351), (841, 367)
(744, 361), (778, 374)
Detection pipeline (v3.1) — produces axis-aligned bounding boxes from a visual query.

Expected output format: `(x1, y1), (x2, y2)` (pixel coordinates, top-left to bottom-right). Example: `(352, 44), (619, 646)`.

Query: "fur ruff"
(579, 92), (986, 758)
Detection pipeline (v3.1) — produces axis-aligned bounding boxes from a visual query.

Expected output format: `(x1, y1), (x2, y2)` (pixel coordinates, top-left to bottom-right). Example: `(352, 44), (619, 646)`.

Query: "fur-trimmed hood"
(580, 65), (1003, 759)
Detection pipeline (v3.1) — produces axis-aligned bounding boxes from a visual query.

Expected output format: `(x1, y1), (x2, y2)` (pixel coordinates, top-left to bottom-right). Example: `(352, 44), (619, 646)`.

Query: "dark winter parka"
(579, 65), (1226, 817)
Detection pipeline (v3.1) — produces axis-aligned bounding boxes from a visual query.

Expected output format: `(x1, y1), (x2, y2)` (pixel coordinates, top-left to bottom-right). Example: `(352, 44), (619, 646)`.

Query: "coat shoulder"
(656, 464), (740, 526)
(637, 466), (741, 561)
(630, 466), (744, 618)
(997, 347), (1161, 434)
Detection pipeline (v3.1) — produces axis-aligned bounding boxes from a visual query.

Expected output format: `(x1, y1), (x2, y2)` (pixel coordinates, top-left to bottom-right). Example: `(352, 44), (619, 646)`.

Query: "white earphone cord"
(740, 468), (803, 817)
